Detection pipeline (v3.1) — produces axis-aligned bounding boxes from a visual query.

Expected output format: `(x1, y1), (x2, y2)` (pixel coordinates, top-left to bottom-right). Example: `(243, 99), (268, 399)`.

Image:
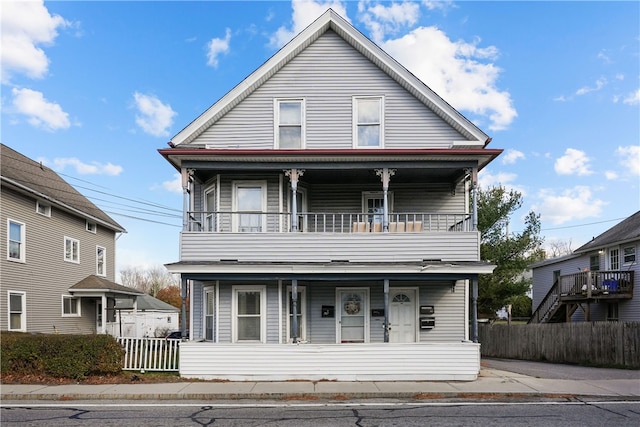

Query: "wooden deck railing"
(559, 270), (634, 299)
(117, 337), (180, 372)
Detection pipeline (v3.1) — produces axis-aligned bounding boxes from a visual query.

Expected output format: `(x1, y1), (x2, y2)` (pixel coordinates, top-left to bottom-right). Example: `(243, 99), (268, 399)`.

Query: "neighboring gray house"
(0, 144), (141, 334)
(113, 294), (180, 338)
(160, 10), (500, 381)
(530, 211), (638, 323)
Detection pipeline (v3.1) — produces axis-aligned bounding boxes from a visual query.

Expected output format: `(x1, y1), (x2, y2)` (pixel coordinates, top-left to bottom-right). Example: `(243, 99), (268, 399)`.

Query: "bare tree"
(546, 239), (573, 258)
(119, 265), (178, 296)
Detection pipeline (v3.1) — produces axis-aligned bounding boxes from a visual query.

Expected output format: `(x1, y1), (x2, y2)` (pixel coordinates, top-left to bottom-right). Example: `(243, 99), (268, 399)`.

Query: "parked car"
(166, 330), (188, 340)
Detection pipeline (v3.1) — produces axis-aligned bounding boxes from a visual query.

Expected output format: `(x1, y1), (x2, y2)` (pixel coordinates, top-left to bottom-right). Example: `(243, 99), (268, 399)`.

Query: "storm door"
(336, 288), (369, 343)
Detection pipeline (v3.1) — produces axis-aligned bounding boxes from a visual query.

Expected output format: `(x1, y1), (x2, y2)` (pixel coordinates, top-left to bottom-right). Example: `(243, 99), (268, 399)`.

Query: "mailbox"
(420, 305), (435, 315)
(420, 317), (435, 329)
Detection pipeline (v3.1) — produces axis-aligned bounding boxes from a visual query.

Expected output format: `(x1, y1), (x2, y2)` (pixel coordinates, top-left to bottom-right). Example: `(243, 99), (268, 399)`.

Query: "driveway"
(482, 357), (640, 380)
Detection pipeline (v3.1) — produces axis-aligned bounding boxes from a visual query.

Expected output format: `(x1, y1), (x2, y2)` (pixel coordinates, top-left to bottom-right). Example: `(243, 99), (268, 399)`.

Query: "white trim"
(388, 287), (419, 343)
(96, 246), (106, 276)
(36, 201), (51, 217)
(61, 294), (81, 317)
(274, 98), (305, 149)
(7, 218), (26, 263)
(352, 96), (384, 148)
(214, 280), (219, 343)
(277, 280), (283, 343)
(204, 183), (217, 232)
(64, 236), (80, 263)
(285, 285), (307, 342)
(464, 279), (469, 342)
(7, 290), (26, 332)
(622, 244), (636, 265)
(231, 180), (267, 232)
(336, 287), (370, 343)
(204, 285), (216, 341)
(231, 285), (267, 343)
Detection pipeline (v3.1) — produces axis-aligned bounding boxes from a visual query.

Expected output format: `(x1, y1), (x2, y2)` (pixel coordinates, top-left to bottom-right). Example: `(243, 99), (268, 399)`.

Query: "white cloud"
(269, 0), (349, 48)
(554, 148), (592, 176)
(534, 186), (606, 225)
(42, 157), (123, 176)
(615, 145), (640, 176)
(575, 77), (607, 96)
(478, 171), (526, 195)
(421, 0), (455, 12)
(358, 0), (420, 43)
(162, 173), (183, 193)
(501, 149), (525, 165)
(207, 28), (231, 68)
(622, 89), (640, 105)
(133, 92), (176, 137)
(0, 0), (70, 83)
(604, 171), (618, 180)
(11, 87), (70, 131)
(381, 27), (517, 131)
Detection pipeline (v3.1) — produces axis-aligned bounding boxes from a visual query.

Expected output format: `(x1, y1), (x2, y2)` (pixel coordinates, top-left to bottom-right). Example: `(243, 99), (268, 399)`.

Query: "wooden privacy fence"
(117, 337), (180, 372)
(478, 322), (640, 369)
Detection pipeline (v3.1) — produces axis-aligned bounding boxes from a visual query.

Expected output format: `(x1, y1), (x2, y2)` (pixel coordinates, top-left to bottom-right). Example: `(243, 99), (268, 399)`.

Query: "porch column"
(471, 276), (479, 343)
(285, 169), (304, 232)
(470, 167), (478, 231)
(291, 279), (299, 343)
(375, 168), (395, 232)
(181, 168), (193, 231)
(383, 279), (390, 343)
(180, 276), (188, 338)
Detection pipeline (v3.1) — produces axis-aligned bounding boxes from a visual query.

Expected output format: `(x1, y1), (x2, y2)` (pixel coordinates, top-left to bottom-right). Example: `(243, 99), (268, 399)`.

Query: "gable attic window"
(36, 201), (51, 217)
(353, 96), (383, 148)
(275, 99), (304, 149)
(86, 221), (97, 233)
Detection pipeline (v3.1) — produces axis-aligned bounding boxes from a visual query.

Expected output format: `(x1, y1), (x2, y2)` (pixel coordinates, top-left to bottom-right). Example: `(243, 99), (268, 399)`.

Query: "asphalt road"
(482, 358), (640, 380)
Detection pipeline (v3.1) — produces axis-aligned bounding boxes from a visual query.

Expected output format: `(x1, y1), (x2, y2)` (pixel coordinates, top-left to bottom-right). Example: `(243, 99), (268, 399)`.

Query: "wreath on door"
(344, 294), (361, 315)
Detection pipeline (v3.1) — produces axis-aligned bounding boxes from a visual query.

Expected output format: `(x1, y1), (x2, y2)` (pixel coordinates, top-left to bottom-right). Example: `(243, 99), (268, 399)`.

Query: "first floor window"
(233, 286), (266, 342)
(623, 246), (636, 264)
(64, 237), (79, 263)
(8, 219), (26, 262)
(205, 288), (215, 341)
(62, 295), (80, 317)
(287, 286), (306, 342)
(96, 246), (106, 276)
(607, 303), (619, 321)
(8, 291), (26, 331)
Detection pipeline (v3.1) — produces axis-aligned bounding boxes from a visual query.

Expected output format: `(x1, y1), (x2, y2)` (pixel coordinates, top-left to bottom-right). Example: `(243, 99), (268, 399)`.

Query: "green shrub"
(1, 332), (124, 379)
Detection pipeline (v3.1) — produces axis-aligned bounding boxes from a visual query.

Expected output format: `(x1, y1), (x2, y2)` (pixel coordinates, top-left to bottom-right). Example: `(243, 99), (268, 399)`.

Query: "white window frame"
(86, 221), (97, 233)
(274, 98), (305, 149)
(353, 96), (384, 148)
(204, 286), (216, 342)
(36, 201), (51, 217)
(7, 219), (26, 263)
(286, 285), (306, 342)
(61, 295), (81, 317)
(96, 246), (106, 276)
(609, 248), (620, 270)
(232, 180), (267, 233)
(623, 245), (636, 265)
(64, 236), (80, 263)
(7, 290), (26, 332)
(231, 285), (267, 343)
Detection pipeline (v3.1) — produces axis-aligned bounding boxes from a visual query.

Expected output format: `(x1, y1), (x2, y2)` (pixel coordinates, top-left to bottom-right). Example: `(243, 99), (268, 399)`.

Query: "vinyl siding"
(0, 187), (117, 334)
(192, 30), (465, 149)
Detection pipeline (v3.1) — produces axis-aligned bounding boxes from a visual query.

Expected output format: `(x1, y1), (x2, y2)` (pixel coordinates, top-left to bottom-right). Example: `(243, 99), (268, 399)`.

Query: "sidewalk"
(2, 367), (639, 401)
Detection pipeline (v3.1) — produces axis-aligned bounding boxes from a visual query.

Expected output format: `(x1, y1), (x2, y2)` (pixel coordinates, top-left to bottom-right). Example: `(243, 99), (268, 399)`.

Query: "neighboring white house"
(109, 294), (180, 338)
(530, 211), (638, 323)
(159, 9), (500, 381)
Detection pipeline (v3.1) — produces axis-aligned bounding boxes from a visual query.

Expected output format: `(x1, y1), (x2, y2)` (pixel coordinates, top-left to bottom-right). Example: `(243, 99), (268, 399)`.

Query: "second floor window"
(275, 99), (304, 149)
(7, 219), (25, 262)
(96, 246), (106, 276)
(64, 237), (79, 263)
(353, 96), (383, 148)
(623, 246), (636, 264)
(609, 248), (619, 270)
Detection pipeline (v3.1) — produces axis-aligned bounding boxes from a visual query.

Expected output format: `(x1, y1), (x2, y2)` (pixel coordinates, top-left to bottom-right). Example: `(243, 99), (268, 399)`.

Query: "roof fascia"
(170, 9), (489, 147)
(1, 176), (126, 233)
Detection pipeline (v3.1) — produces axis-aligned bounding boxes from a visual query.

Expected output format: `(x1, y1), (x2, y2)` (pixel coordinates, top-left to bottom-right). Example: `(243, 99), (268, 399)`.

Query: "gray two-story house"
(530, 211), (638, 324)
(1, 144), (141, 335)
(161, 10), (500, 381)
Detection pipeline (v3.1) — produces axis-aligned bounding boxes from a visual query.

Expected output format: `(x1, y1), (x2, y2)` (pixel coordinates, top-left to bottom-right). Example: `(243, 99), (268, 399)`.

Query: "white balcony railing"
(185, 211), (473, 233)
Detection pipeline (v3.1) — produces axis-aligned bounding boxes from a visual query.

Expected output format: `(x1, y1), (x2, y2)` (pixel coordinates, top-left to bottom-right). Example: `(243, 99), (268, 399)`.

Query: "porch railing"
(117, 337), (180, 372)
(185, 211), (472, 233)
(559, 270), (634, 298)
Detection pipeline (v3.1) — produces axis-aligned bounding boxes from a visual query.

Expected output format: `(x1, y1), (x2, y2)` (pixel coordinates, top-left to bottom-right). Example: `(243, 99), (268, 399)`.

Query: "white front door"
(336, 288), (369, 343)
(389, 289), (417, 343)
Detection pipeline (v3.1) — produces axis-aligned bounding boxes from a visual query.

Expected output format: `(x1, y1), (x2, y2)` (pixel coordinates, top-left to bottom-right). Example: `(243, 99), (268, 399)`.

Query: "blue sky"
(2, 0), (639, 275)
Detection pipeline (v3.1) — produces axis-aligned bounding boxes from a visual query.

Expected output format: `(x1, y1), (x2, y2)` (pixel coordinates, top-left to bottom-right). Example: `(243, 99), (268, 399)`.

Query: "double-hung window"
(8, 291), (26, 331)
(233, 181), (267, 232)
(353, 96), (383, 148)
(232, 286), (266, 342)
(96, 246), (106, 276)
(623, 246), (636, 265)
(275, 99), (304, 149)
(64, 237), (79, 263)
(62, 295), (80, 317)
(7, 219), (25, 262)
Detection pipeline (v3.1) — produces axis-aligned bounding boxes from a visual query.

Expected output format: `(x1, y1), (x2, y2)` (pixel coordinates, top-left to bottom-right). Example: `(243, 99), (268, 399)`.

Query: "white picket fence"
(117, 337), (180, 372)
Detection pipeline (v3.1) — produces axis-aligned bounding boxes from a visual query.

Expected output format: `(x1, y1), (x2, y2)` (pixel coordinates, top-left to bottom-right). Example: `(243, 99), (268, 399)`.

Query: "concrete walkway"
(2, 365), (639, 401)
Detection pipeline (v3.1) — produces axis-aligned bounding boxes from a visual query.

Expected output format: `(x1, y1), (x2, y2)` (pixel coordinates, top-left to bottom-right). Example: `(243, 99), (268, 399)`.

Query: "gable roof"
(115, 293), (180, 312)
(170, 9), (490, 147)
(1, 144), (125, 232)
(69, 275), (143, 296)
(574, 211), (640, 253)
